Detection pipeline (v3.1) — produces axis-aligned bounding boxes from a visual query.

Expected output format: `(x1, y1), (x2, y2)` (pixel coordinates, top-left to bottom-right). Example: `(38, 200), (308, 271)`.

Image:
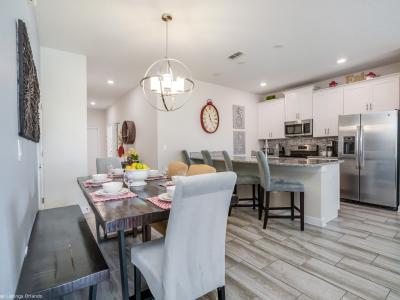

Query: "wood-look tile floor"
(66, 202), (400, 300)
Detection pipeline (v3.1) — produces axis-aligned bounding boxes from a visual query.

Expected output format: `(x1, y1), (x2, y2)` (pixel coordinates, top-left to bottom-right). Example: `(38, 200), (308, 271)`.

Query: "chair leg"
(89, 285), (97, 300)
(234, 184), (237, 194)
(217, 286), (226, 300)
(134, 265), (142, 300)
(263, 191), (270, 229)
(252, 184), (256, 209)
(258, 186), (264, 220)
(290, 192), (295, 221)
(300, 192), (305, 231)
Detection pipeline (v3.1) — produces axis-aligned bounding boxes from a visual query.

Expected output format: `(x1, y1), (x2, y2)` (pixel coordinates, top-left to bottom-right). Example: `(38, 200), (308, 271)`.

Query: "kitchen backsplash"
(266, 136), (339, 152)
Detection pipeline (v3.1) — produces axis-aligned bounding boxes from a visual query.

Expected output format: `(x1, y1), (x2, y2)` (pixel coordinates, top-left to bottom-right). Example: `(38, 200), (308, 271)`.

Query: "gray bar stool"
(222, 151), (260, 211)
(256, 151), (305, 231)
(201, 150), (214, 167)
(182, 150), (192, 166)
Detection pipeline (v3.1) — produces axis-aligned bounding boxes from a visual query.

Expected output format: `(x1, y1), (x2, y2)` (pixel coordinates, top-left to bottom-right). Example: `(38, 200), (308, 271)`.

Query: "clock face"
(201, 101), (219, 133)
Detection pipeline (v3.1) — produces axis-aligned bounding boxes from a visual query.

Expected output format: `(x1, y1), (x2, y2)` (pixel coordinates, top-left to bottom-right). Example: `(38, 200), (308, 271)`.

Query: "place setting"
(147, 185), (175, 209)
(90, 181), (137, 203)
(83, 173), (112, 187)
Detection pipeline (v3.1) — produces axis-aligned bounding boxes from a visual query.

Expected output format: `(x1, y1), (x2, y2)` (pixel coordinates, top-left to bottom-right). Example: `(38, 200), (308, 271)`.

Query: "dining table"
(77, 176), (171, 300)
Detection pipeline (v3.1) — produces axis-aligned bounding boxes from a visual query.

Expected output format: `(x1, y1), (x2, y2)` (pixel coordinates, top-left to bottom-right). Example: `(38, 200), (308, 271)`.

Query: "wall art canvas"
(233, 131), (246, 155)
(232, 105), (245, 129)
(17, 19), (40, 143)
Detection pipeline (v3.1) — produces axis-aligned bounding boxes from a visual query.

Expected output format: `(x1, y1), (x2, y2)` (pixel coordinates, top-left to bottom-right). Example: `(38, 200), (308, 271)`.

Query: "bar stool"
(201, 150), (214, 167)
(222, 151), (260, 211)
(256, 151), (305, 231)
(182, 150), (192, 166)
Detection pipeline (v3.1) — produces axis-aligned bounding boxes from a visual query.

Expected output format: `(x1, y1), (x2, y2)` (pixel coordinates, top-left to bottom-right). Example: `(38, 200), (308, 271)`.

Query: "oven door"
(285, 123), (303, 136)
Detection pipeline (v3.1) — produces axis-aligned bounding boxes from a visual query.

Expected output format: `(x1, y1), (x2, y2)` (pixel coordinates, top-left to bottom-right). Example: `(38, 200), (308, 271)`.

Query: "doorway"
(87, 127), (100, 175)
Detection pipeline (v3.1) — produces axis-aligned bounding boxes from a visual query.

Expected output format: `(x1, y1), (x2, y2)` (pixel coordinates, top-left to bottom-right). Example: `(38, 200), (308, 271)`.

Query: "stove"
(286, 144), (319, 158)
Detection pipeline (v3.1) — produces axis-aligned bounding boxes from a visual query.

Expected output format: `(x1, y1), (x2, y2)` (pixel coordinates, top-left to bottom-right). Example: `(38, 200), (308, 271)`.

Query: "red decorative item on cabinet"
(329, 81), (338, 87)
(366, 72), (377, 80)
(118, 144), (124, 157)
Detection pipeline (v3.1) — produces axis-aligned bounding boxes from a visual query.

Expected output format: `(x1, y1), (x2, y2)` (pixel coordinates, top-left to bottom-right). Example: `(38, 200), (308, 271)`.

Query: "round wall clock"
(200, 100), (220, 133)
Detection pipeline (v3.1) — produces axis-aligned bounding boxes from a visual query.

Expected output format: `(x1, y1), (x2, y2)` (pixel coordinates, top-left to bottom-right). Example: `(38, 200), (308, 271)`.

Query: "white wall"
(106, 86), (158, 168)
(0, 0), (39, 294)
(40, 47), (88, 210)
(157, 80), (259, 168)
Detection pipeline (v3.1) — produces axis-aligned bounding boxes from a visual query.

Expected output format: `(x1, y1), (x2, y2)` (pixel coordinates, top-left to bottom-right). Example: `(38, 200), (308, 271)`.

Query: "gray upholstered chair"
(96, 157), (122, 174)
(256, 151), (305, 231)
(131, 172), (237, 300)
(182, 150), (192, 166)
(201, 150), (214, 167)
(222, 151), (260, 211)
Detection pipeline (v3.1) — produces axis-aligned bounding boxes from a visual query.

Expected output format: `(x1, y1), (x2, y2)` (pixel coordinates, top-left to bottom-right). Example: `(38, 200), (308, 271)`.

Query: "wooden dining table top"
(77, 177), (170, 233)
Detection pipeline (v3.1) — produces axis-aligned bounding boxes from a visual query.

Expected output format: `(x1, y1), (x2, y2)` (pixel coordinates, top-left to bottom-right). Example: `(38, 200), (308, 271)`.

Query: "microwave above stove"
(284, 119), (313, 137)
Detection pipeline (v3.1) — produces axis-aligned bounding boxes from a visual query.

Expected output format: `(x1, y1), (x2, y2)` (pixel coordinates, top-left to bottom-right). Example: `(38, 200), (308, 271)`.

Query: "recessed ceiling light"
(260, 82), (267, 87)
(90, 101), (96, 106)
(107, 79), (114, 85)
(337, 58), (347, 64)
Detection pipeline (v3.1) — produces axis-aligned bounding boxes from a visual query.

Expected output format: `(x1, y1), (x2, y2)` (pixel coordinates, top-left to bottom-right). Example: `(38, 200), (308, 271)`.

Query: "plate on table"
(87, 178), (112, 185)
(95, 188), (130, 197)
(163, 181), (176, 187)
(158, 193), (173, 202)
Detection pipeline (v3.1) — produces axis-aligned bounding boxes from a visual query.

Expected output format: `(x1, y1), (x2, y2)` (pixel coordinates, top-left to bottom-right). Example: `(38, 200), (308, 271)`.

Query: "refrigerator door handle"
(359, 125), (365, 169)
(355, 125), (360, 169)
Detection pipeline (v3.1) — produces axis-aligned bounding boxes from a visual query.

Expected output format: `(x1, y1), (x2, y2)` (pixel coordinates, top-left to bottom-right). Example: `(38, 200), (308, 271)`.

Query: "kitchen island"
(191, 153), (341, 227)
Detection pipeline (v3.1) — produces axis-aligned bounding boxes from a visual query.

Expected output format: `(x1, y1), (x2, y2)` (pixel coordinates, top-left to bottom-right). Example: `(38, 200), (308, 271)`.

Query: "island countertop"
(190, 153), (342, 167)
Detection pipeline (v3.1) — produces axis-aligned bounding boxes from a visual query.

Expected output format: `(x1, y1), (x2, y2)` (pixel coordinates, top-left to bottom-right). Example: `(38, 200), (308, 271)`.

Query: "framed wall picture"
(233, 131), (246, 155)
(17, 19), (40, 143)
(232, 105), (245, 129)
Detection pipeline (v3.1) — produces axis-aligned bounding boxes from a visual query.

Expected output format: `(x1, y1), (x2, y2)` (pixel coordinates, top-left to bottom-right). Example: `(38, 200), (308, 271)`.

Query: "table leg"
(118, 229), (129, 300)
(142, 225), (151, 242)
(95, 220), (101, 242)
(89, 285), (97, 300)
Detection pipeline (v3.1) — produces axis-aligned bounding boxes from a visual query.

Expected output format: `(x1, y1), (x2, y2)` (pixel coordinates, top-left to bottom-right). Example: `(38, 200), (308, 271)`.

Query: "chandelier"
(140, 14), (195, 112)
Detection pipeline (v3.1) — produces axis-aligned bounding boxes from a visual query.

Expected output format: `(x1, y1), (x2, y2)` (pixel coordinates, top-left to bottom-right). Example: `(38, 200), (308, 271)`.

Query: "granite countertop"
(190, 153), (342, 167)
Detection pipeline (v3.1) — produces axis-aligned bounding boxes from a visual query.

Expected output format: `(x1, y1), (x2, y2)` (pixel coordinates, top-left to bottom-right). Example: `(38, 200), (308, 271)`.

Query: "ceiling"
(35, 0), (400, 109)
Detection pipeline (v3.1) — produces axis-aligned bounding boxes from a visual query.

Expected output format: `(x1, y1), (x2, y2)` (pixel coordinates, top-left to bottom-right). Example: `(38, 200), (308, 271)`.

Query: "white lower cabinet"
(313, 87), (343, 137)
(257, 98), (285, 140)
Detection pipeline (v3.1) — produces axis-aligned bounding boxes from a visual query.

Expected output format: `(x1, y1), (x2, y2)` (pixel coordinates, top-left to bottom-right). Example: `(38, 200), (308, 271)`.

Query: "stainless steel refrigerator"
(338, 110), (399, 209)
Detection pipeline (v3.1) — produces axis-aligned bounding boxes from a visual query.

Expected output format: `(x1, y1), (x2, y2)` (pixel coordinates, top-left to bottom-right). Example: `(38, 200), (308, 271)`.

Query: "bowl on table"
(112, 168), (124, 176)
(102, 181), (123, 194)
(148, 169), (160, 178)
(166, 185), (176, 198)
(125, 169), (149, 186)
(92, 174), (108, 182)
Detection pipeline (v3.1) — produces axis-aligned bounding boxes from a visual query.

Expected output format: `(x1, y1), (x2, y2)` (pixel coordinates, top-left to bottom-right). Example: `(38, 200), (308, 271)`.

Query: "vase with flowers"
(126, 148), (139, 164)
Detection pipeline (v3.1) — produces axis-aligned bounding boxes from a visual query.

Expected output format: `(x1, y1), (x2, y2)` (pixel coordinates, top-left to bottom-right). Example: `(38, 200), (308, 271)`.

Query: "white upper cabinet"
(284, 86), (313, 121)
(343, 73), (399, 114)
(313, 87), (343, 137)
(257, 98), (285, 140)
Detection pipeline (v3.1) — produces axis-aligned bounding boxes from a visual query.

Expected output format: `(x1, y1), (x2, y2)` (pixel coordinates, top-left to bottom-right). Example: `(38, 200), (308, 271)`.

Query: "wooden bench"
(16, 205), (109, 299)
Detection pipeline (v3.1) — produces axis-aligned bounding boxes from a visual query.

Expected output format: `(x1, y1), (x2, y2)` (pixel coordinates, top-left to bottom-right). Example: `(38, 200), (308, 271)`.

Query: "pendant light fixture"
(140, 14), (195, 112)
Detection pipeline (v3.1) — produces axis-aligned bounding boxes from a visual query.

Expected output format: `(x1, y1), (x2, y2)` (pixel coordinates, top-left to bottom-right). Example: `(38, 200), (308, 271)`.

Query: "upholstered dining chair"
(222, 151), (260, 211)
(186, 164), (216, 176)
(131, 172), (237, 300)
(201, 150), (214, 167)
(256, 151), (305, 231)
(167, 161), (188, 177)
(152, 164), (217, 236)
(96, 157), (122, 174)
(181, 150), (192, 166)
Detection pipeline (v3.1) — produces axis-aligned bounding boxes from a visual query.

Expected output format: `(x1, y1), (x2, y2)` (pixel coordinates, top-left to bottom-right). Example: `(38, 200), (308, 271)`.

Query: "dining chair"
(222, 151), (260, 211)
(201, 150), (214, 167)
(186, 164), (216, 176)
(256, 151), (305, 231)
(96, 157), (122, 174)
(131, 172), (237, 300)
(167, 161), (188, 177)
(182, 150), (192, 166)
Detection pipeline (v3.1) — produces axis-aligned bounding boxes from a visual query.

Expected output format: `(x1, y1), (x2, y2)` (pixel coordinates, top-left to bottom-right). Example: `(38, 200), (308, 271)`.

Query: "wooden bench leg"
(217, 286), (226, 300)
(89, 285), (97, 300)
(263, 191), (270, 229)
(290, 192), (295, 220)
(300, 192), (305, 231)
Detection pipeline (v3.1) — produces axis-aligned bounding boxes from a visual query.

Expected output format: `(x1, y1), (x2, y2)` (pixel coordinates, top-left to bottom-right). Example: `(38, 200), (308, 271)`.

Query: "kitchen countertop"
(190, 153), (342, 167)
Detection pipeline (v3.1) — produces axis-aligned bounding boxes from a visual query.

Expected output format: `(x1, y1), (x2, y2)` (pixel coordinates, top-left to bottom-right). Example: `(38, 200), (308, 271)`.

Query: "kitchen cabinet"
(313, 87), (343, 137)
(343, 73), (399, 114)
(257, 98), (285, 139)
(284, 86), (313, 121)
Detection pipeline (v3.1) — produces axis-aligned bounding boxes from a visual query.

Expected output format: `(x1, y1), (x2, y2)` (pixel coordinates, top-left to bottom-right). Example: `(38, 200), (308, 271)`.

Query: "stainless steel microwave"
(284, 119), (313, 137)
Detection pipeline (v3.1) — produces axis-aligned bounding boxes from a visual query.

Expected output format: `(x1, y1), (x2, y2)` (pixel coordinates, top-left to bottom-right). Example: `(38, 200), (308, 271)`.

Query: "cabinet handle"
(366, 104), (369, 111)
(369, 103), (372, 110)
(328, 128), (330, 135)
(324, 128), (326, 135)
